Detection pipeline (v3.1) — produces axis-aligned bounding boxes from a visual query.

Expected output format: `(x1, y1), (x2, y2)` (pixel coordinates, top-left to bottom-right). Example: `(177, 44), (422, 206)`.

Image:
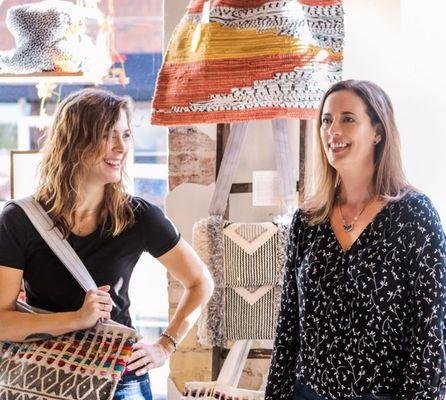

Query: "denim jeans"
(113, 373), (153, 400)
(293, 383), (395, 400)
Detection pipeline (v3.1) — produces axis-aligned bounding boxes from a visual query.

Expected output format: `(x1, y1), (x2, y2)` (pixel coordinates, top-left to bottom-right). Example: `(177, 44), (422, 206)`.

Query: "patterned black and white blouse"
(265, 192), (446, 400)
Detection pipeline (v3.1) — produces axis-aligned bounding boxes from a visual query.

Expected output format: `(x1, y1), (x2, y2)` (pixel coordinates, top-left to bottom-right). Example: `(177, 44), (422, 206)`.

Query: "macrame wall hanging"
(151, 0), (344, 126)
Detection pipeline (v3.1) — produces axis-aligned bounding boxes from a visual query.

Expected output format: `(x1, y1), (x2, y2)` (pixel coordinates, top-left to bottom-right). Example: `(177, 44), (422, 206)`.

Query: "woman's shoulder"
(392, 190), (438, 218)
(129, 195), (171, 223)
(289, 208), (313, 236)
(391, 190), (444, 234)
(0, 201), (28, 225)
(130, 195), (160, 214)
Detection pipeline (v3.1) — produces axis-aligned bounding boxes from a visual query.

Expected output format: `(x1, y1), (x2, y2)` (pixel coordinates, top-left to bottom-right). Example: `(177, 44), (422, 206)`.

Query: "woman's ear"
(374, 123), (383, 144)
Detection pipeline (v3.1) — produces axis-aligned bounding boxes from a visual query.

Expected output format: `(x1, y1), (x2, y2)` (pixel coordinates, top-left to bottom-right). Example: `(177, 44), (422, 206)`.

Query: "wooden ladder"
(211, 120), (310, 379)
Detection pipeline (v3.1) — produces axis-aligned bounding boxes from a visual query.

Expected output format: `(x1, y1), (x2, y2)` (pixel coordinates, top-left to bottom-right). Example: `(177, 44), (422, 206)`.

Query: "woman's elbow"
(201, 267), (214, 303)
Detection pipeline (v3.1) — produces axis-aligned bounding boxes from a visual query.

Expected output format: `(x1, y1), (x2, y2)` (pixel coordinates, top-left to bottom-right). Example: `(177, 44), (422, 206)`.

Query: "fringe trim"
(193, 216), (227, 347)
(274, 215), (291, 320)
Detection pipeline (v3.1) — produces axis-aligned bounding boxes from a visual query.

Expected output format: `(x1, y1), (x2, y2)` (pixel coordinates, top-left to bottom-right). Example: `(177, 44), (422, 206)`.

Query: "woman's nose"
(112, 136), (126, 152)
(327, 119), (341, 136)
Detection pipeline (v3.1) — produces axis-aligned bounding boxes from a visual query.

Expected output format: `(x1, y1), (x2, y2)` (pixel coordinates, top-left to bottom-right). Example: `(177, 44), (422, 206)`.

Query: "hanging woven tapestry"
(151, 0), (344, 126)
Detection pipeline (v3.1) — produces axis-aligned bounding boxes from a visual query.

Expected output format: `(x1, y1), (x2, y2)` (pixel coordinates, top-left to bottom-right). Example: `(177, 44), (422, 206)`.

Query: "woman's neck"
(75, 185), (105, 214)
(338, 169), (375, 207)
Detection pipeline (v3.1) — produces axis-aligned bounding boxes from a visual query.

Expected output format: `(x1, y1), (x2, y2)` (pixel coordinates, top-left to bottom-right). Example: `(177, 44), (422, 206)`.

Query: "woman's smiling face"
(320, 89), (381, 172)
(85, 108), (132, 187)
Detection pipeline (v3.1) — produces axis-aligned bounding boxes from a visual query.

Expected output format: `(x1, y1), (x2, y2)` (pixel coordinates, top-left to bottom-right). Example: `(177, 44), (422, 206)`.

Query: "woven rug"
(151, 0), (344, 125)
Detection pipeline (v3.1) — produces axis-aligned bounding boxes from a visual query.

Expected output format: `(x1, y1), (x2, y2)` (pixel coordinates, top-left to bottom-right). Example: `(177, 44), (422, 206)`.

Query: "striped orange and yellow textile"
(151, 0), (344, 126)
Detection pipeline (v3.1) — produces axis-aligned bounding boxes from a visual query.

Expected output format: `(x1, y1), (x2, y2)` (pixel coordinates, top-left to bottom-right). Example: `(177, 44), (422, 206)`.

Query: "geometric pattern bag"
(194, 120), (295, 346)
(0, 197), (137, 400)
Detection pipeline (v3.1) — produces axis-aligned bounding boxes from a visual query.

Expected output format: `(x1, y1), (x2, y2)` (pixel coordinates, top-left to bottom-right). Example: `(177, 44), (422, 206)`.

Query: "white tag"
(191, 24), (202, 53)
(191, 1), (210, 52)
(202, 0), (211, 23)
(252, 170), (280, 206)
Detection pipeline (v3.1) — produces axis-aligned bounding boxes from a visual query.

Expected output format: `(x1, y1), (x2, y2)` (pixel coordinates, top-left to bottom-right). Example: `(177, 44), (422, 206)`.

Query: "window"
(0, 1), (168, 398)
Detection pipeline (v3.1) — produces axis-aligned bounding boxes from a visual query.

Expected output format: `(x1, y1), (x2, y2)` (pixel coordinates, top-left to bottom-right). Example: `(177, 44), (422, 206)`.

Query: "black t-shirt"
(0, 196), (181, 328)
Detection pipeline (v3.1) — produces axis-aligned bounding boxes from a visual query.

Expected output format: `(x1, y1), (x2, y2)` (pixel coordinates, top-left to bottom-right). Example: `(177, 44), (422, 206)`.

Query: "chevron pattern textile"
(225, 286), (279, 340)
(151, 0), (344, 125)
(0, 323), (136, 400)
(193, 216), (290, 345)
(223, 222), (281, 287)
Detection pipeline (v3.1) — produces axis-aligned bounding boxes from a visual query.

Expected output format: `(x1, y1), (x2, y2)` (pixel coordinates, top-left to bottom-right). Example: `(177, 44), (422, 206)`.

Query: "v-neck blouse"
(265, 191), (446, 400)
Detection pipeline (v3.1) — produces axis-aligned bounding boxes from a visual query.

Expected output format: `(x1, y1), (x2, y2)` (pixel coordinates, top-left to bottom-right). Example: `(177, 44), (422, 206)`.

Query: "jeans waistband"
(119, 372), (149, 384)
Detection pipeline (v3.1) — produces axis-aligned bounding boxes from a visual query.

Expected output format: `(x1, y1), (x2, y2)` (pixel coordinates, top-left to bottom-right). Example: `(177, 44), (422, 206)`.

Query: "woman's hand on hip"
(74, 285), (113, 330)
(127, 341), (172, 375)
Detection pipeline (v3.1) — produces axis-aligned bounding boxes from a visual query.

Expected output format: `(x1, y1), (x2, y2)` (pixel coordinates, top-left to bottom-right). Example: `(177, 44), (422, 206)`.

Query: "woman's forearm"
(162, 275), (214, 348)
(0, 310), (81, 342)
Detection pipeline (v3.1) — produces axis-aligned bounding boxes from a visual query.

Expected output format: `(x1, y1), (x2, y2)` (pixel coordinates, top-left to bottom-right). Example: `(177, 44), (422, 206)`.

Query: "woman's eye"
(321, 118), (331, 124)
(344, 117), (355, 123)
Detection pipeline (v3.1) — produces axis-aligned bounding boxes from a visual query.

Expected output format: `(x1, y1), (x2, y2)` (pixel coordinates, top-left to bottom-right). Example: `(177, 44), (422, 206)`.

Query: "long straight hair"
(35, 88), (135, 238)
(302, 80), (412, 225)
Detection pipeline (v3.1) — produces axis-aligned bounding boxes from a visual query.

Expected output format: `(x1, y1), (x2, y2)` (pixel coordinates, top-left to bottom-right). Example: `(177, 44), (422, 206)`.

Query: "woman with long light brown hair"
(266, 80), (446, 400)
(0, 88), (214, 399)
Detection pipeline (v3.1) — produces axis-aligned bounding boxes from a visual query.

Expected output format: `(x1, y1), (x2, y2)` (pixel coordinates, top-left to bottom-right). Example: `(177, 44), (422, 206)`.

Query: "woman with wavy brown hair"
(266, 80), (446, 400)
(0, 88), (214, 400)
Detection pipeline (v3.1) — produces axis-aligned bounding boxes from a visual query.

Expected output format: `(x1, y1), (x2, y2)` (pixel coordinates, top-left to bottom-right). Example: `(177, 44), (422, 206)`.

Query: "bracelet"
(160, 331), (178, 352)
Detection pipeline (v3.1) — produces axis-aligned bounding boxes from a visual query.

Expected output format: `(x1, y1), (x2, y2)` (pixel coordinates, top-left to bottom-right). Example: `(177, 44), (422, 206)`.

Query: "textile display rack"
(209, 120), (310, 380)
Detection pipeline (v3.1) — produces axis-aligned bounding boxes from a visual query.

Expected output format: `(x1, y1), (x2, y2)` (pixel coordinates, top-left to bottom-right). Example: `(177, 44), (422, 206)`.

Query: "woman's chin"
(328, 153), (349, 167)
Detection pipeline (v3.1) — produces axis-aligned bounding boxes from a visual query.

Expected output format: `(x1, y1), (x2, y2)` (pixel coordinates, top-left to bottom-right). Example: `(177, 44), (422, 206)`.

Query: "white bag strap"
(217, 339), (252, 387)
(7, 196), (98, 293)
(209, 120), (297, 216)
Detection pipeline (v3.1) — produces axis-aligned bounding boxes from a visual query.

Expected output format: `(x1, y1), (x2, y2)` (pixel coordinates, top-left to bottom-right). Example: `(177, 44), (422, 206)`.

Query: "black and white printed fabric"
(265, 191), (446, 400)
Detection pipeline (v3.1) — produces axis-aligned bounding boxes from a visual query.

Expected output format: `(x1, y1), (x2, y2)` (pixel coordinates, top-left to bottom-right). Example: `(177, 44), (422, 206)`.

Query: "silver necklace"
(337, 195), (374, 232)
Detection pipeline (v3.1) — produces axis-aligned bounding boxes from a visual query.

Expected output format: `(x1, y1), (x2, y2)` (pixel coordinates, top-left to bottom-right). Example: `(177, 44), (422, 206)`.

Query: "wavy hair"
(34, 88), (135, 238)
(302, 79), (412, 225)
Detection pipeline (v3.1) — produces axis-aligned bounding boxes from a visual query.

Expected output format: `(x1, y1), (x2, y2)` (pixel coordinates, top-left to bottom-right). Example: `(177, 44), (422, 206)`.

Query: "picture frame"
(10, 150), (42, 199)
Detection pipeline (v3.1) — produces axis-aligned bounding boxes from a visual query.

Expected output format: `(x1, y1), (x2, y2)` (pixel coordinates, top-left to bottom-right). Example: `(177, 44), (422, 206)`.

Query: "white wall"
(343, 0), (446, 224)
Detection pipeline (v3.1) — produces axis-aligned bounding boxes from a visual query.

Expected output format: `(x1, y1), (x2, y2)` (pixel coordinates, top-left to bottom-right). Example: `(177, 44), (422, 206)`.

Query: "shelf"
(0, 72), (129, 86)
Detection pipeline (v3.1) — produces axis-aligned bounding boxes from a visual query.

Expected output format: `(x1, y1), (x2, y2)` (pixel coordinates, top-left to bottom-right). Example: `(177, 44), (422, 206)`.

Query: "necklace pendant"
(343, 224), (353, 232)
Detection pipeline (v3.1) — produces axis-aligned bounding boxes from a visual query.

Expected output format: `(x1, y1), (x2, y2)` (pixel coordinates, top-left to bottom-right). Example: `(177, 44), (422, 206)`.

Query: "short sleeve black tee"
(0, 196), (181, 328)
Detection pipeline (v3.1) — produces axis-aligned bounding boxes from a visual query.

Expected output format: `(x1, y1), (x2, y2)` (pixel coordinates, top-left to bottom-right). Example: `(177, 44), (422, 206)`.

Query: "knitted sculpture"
(151, 0), (344, 125)
(0, 0), (83, 74)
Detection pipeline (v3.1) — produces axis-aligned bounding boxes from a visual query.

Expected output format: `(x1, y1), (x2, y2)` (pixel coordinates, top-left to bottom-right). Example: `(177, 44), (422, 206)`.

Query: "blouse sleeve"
(398, 194), (446, 400)
(265, 210), (303, 400)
